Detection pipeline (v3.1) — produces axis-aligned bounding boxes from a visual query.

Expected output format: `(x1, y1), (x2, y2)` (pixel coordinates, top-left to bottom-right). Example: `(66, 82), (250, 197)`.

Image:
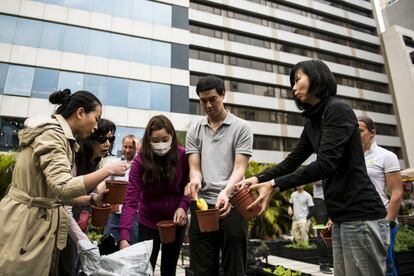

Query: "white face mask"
(150, 140), (172, 156)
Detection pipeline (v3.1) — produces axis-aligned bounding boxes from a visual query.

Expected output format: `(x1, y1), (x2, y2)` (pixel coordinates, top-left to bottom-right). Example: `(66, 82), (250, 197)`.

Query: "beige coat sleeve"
(33, 129), (86, 201)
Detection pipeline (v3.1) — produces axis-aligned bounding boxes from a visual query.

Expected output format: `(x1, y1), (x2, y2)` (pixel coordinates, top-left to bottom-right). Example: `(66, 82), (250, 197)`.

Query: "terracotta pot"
(156, 220), (176, 244)
(196, 208), (219, 232)
(91, 205), (111, 227)
(320, 228), (332, 248)
(229, 187), (261, 221)
(104, 180), (128, 204)
(111, 204), (120, 213)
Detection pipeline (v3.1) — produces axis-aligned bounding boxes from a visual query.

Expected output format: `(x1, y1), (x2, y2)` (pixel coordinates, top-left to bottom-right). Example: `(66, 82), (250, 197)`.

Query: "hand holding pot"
(173, 207), (187, 226)
(246, 181), (275, 215)
(93, 189), (109, 207)
(235, 176), (258, 190)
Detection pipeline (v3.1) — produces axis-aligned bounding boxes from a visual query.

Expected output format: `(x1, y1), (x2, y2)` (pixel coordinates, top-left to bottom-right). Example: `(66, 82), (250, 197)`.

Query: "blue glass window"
(14, 18), (42, 48)
(90, 0), (112, 14)
(4, 65), (35, 96)
(58, 71), (84, 91)
(150, 83), (170, 111)
(109, 33), (131, 61)
(106, 77), (128, 107)
(151, 41), (171, 67)
(130, 38), (151, 64)
(0, 63), (9, 94)
(63, 26), (89, 54)
(65, 0), (91, 10)
(112, 0), (132, 18)
(0, 15), (17, 44)
(83, 74), (107, 103)
(32, 68), (59, 99)
(88, 30), (109, 57)
(40, 22), (64, 50)
(131, 0), (152, 24)
(152, 1), (172, 26)
(128, 80), (150, 109)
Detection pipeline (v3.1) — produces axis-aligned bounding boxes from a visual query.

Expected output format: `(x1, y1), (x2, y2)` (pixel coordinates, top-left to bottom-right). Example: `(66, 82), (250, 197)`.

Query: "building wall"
(382, 25), (414, 167)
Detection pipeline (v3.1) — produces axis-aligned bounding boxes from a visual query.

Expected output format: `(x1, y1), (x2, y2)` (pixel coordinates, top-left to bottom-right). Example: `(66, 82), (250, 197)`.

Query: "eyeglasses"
(92, 135), (115, 144)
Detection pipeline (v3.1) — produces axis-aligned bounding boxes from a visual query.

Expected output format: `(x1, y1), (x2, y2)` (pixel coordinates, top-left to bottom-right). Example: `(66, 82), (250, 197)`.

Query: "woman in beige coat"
(0, 89), (127, 276)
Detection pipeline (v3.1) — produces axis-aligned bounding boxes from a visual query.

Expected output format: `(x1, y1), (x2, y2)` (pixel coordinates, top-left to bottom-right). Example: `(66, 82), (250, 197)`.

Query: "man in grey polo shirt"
(185, 75), (253, 275)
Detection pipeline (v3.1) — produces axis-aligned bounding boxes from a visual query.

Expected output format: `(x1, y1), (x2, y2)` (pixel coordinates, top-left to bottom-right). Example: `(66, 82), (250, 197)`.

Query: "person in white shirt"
(103, 135), (141, 244)
(288, 185), (314, 243)
(358, 116), (403, 276)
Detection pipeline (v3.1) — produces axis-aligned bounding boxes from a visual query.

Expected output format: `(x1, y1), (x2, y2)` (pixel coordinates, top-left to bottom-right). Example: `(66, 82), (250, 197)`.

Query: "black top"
(256, 97), (386, 223)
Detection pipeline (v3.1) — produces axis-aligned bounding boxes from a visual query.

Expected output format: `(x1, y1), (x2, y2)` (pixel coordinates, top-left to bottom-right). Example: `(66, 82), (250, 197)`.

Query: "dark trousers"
(189, 202), (248, 276)
(58, 236), (77, 276)
(313, 198), (330, 265)
(138, 222), (186, 276)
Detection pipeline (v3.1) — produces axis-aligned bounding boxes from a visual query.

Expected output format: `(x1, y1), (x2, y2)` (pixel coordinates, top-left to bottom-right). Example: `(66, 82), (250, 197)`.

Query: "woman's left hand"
(93, 189), (109, 207)
(173, 207), (187, 226)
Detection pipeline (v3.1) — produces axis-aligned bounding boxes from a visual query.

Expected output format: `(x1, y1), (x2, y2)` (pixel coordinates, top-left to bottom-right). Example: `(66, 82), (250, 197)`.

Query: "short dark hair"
(289, 60), (337, 110)
(196, 75), (225, 96)
(49, 89), (101, 118)
(358, 116), (376, 133)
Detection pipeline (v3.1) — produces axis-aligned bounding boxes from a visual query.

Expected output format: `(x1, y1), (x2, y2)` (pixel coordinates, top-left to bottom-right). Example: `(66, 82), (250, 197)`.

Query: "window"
(58, 71), (84, 91)
(0, 116), (25, 151)
(32, 68), (59, 99)
(152, 1), (172, 26)
(128, 80), (150, 109)
(40, 22), (64, 50)
(63, 26), (89, 54)
(83, 74), (107, 103)
(150, 83), (170, 111)
(109, 33), (131, 61)
(0, 15), (17, 44)
(106, 77), (128, 107)
(151, 41), (171, 67)
(0, 63), (9, 94)
(14, 18), (42, 48)
(132, 0), (153, 24)
(88, 31), (109, 57)
(131, 38), (151, 64)
(4, 65), (35, 96)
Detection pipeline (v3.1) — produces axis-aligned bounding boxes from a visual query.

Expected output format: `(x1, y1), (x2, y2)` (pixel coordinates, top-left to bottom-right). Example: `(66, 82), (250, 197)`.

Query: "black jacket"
(256, 97), (386, 222)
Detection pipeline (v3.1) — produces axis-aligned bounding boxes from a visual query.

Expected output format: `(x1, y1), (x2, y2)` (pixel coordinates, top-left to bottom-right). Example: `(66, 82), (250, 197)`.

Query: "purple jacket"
(119, 146), (190, 241)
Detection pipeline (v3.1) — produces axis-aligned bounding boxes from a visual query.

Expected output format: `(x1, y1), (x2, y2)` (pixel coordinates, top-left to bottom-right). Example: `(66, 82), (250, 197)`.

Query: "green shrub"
(285, 241), (316, 250)
(0, 152), (17, 200)
(395, 225), (414, 253)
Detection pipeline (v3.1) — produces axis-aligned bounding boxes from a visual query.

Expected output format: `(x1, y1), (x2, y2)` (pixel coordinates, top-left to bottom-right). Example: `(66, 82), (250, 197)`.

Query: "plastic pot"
(320, 228), (332, 248)
(91, 205), (111, 227)
(229, 187), (261, 221)
(104, 180), (128, 204)
(156, 220), (176, 244)
(196, 208), (220, 232)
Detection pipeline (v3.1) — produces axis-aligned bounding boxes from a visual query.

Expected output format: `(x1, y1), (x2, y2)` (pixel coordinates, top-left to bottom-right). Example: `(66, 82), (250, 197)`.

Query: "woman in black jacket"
(237, 60), (389, 276)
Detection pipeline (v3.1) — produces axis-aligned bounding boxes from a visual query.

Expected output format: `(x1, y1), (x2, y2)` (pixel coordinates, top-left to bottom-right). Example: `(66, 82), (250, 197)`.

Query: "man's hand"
(236, 176), (259, 190)
(184, 180), (202, 199)
(93, 189), (109, 207)
(246, 181), (275, 215)
(173, 207), (187, 225)
(215, 189), (231, 218)
(288, 206), (293, 216)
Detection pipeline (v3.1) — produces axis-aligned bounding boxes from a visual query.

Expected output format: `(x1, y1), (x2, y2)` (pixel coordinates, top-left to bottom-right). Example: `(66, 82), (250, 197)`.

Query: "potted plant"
(395, 225), (414, 276)
(0, 152), (17, 200)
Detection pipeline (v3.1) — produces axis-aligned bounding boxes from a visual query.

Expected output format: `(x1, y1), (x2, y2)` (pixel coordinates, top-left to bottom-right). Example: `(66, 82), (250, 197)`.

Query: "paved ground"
(154, 254), (333, 276)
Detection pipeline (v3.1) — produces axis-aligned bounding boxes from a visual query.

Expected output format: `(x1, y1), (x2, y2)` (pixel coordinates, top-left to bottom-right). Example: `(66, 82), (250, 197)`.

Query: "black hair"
(289, 60), (337, 110)
(196, 75), (225, 96)
(49, 89), (102, 118)
(76, 119), (116, 177)
(358, 116), (376, 133)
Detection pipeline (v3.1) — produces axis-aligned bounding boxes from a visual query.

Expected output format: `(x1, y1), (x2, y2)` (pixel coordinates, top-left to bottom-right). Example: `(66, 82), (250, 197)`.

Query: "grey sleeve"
(235, 122), (253, 156)
(186, 123), (200, 154)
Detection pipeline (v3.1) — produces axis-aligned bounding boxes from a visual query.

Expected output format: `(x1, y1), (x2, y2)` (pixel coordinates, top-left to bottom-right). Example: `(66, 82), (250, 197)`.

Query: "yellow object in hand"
(196, 198), (208, 211)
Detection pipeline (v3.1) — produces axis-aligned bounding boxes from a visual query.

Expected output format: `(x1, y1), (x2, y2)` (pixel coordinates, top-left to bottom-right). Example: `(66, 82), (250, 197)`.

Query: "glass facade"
(0, 63), (185, 113)
(0, 15), (172, 68)
(33, 0), (174, 28)
(0, 117), (25, 151)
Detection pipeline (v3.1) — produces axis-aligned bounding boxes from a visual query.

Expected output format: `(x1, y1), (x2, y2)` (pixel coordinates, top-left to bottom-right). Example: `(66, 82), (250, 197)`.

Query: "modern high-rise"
(0, 0), (404, 166)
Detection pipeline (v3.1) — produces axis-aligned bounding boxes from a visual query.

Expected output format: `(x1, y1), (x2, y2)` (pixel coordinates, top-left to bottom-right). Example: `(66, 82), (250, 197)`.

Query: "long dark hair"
(49, 89), (101, 118)
(76, 119), (116, 176)
(141, 115), (179, 185)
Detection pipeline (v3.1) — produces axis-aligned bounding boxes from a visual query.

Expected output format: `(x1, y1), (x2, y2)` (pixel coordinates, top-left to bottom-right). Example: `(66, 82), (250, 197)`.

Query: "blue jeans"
(332, 218), (390, 276)
(103, 213), (139, 244)
(386, 224), (398, 276)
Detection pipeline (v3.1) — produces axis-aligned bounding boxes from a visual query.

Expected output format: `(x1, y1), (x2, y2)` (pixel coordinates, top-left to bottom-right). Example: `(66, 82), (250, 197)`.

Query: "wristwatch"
(270, 179), (280, 192)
